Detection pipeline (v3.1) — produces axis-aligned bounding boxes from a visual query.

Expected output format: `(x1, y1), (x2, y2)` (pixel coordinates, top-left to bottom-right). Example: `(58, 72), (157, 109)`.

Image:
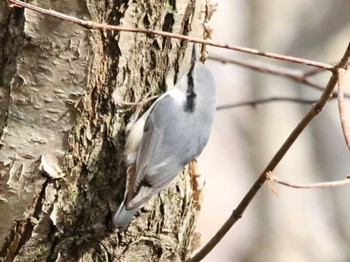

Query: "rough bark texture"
(0, 0), (212, 261)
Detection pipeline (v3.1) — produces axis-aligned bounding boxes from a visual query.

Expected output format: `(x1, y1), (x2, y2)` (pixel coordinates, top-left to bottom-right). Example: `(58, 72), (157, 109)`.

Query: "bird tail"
(113, 198), (140, 232)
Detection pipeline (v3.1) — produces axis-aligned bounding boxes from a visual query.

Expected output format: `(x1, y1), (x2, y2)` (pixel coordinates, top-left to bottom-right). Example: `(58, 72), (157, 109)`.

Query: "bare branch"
(188, 42), (350, 262)
(209, 55), (325, 91)
(303, 67), (328, 77)
(266, 172), (350, 189)
(216, 97), (317, 111)
(303, 61), (349, 77)
(209, 55), (350, 98)
(337, 68), (350, 151)
(9, 0), (334, 70)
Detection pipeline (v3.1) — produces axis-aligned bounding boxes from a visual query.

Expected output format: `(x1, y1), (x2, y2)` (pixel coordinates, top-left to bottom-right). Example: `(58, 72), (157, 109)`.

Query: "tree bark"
(0, 0), (211, 261)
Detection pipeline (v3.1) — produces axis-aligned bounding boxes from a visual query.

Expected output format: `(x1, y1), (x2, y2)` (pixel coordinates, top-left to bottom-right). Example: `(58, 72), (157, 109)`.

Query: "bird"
(113, 44), (216, 232)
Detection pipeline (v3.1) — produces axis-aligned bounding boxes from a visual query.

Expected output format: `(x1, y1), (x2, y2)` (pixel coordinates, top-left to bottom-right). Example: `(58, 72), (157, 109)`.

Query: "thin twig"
(9, 0), (334, 70)
(209, 55), (350, 98)
(209, 55), (324, 91)
(216, 97), (317, 111)
(188, 42), (350, 262)
(266, 172), (350, 189)
(303, 61), (350, 77)
(303, 67), (327, 77)
(337, 68), (350, 151)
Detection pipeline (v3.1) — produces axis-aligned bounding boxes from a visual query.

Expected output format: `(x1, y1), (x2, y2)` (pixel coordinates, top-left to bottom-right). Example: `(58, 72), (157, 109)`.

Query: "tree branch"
(266, 172), (350, 189)
(209, 55), (324, 89)
(209, 55), (350, 98)
(8, 0), (333, 70)
(337, 68), (350, 151)
(303, 66), (328, 77)
(188, 42), (350, 262)
(216, 97), (317, 111)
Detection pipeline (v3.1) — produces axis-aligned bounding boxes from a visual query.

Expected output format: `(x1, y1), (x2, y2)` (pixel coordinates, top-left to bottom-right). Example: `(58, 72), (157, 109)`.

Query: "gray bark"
(0, 0), (211, 261)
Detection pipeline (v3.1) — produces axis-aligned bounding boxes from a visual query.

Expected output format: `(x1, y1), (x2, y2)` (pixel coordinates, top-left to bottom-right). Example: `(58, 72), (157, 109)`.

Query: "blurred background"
(196, 1), (350, 261)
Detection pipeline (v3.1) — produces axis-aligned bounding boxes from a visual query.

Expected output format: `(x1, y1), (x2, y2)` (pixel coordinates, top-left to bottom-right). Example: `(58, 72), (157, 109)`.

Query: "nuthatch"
(113, 44), (216, 232)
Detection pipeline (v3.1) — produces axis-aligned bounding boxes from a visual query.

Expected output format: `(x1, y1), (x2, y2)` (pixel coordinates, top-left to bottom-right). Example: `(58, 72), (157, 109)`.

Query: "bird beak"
(191, 43), (199, 63)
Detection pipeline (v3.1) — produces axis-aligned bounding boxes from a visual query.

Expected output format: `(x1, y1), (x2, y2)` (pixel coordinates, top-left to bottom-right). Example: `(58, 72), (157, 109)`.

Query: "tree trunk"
(0, 0), (211, 261)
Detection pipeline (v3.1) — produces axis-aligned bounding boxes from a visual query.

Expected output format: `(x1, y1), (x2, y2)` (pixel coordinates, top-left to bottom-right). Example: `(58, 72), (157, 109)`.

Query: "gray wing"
(126, 94), (208, 209)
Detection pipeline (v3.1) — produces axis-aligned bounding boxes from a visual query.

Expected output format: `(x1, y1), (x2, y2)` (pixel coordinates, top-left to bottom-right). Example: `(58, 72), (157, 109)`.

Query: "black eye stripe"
(184, 64), (196, 113)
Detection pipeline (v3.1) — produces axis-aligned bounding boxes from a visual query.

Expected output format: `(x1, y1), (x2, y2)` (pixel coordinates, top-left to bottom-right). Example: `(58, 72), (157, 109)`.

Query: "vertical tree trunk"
(0, 0), (212, 261)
